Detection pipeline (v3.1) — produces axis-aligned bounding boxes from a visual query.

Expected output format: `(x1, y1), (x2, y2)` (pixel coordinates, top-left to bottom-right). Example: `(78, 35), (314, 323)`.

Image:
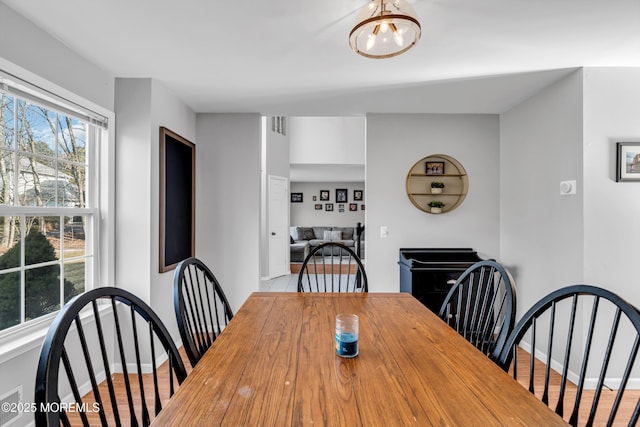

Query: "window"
(0, 82), (105, 333)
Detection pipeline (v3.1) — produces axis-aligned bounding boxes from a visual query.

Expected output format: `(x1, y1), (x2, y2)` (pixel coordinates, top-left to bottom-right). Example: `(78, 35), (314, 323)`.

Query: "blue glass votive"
(336, 331), (359, 357)
(335, 314), (359, 358)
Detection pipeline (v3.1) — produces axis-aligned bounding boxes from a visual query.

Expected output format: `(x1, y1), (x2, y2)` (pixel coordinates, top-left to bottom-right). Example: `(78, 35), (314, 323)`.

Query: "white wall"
(265, 121), (291, 176)
(114, 78), (196, 342)
(196, 114), (262, 312)
(583, 68), (640, 303)
(500, 68), (640, 384)
(290, 182), (365, 227)
(114, 79), (153, 302)
(366, 114), (500, 292)
(149, 80), (197, 337)
(289, 117), (365, 165)
(500, 70), (584, 316)
(0, 3), (114, 111)
(582, 67), (640, 383)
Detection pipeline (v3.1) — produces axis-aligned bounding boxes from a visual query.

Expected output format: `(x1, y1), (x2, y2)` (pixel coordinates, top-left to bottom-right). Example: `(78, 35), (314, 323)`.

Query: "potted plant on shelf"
(430, 181), (445, 194)
(428, 200), (445, 214)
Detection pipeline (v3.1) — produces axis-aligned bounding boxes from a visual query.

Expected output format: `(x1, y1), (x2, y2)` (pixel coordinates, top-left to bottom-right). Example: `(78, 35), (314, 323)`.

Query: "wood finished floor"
(509, 347), (640, 426)
(65, 347), (192, 426)
(70, 346), (639, 426)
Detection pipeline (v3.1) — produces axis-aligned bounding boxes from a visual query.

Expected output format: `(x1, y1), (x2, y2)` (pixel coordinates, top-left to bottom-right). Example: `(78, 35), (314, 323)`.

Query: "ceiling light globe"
(349, 0), (421, 59)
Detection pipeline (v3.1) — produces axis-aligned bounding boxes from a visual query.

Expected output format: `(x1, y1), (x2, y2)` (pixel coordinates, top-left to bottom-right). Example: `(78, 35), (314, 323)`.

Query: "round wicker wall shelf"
(406, 154), (469, 214)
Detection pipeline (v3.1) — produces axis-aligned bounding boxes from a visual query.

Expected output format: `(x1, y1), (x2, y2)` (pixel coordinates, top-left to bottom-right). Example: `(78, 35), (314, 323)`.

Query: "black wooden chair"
(34, 287), (187, 427)
(496, 284), (640, 427)
(438, 260), (516, 361)
(298, 242), (368, 292)
(173, 257), (234, 368)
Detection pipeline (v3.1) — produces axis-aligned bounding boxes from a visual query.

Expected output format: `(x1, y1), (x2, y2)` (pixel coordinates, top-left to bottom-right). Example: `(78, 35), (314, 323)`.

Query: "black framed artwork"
(353, 190), (363, 201)
(320, 190), (330, 201)
(616, 142), (640, 182)
(325, 203), (334, 211)
(336, 188), (348, 203)
(291, 192), (303, 202)
(349, 203), (358, 211)
(159, 127), (195, 273)
(426, 161), (445, 175)
(315, 204), (323, 210)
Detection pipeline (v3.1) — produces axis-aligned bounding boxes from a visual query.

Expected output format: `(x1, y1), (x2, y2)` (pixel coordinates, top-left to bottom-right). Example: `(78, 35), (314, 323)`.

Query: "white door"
(268, 175), (289, 278)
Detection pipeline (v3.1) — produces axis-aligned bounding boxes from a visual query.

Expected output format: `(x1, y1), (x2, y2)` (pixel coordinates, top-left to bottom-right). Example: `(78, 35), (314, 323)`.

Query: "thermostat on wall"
(560, 180), (576, 195)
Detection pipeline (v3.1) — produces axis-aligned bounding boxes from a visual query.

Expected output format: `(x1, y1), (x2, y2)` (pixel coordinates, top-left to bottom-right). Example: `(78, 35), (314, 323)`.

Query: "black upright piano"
(398, 248), (484, 313)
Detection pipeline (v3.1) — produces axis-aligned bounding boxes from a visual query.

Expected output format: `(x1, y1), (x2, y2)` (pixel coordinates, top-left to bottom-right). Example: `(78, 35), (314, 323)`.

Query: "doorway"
(260, 116), (366, 288)
(267, 175), (289, 278)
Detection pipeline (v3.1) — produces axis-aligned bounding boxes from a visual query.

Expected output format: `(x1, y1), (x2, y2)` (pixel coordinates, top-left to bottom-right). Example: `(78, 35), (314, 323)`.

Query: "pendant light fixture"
(349, 0), (421, 59)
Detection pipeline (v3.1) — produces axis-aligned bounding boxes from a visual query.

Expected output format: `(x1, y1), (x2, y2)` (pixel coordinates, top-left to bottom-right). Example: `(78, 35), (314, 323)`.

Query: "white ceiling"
(3, 0), (640, 115)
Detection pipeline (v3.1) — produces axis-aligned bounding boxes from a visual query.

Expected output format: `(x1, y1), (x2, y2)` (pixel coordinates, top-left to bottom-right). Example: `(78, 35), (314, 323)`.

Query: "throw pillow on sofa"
(312, 227), (330, 239)
(334, 227), (354, 240)
(297, 227), (315, 240)
(323, 230), (342, 240)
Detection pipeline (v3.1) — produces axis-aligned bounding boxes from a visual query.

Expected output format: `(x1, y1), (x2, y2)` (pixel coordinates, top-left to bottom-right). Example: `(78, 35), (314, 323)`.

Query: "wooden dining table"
(153, 292), (567, 426)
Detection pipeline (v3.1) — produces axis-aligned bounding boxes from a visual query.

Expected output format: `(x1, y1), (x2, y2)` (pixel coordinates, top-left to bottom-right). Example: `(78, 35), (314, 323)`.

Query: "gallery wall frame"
(616, 142), (640, 182)
(159, 127), (195, 273)
(336, 188), (348, 203)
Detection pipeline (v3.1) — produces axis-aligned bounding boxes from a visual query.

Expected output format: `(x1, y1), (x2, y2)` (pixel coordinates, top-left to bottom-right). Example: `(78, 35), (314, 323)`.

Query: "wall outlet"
(380, 226), (388, 238)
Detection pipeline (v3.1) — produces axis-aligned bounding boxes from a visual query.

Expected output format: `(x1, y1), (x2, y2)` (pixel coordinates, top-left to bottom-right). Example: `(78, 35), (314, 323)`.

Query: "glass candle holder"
(335, 314), (359, 358)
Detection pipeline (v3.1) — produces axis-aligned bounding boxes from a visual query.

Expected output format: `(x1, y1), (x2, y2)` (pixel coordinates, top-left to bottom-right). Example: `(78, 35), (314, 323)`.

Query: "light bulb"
(389, 23), (403, 46)
(380, 22), (389, 33)
(366, 24), (381, 51)
(366, 34), (377, 51)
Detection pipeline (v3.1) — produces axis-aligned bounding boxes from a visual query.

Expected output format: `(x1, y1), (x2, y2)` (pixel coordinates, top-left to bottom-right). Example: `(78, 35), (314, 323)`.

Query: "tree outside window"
(0, 93), (94, 332)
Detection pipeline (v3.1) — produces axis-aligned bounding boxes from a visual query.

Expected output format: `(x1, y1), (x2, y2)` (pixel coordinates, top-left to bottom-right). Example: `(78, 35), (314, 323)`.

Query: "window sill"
(0, 303), (111, 365)
(0, 314), (57, 364)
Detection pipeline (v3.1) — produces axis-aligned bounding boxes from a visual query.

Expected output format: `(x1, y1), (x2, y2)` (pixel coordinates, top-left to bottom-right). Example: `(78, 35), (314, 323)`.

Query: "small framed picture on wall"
(426, 161), (445, 175)
(325, 203), (334, 211)
(336, 188), (348, 203)
(349, 203), (358, 211)
(291, 192), (303, 202)
(320, 190), (330, 201)
(315, 204), (323, 210)
(353, 190), (363, 201)
(616, 142), (640, 181)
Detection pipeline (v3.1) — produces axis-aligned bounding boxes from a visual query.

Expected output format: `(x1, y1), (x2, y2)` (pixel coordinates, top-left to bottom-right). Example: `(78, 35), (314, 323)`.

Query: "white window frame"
(0, 69), (114, 361)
